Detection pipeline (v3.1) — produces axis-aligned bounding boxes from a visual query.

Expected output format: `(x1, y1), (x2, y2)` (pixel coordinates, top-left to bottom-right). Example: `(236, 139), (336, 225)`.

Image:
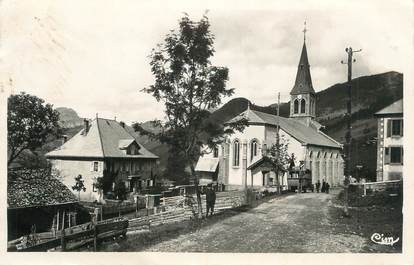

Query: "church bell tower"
(290, 22), (316, 124)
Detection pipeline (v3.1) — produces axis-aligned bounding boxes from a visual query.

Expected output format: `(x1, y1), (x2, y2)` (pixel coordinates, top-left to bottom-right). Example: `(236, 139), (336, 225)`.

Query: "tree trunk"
(190, 164), (202, 218)
(275, 167), (281, 195)
(7, 146), (27, 167)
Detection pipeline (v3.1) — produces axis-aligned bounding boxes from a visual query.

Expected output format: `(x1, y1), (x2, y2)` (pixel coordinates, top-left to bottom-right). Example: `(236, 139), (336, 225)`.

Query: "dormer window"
(119, 139), (141, 155)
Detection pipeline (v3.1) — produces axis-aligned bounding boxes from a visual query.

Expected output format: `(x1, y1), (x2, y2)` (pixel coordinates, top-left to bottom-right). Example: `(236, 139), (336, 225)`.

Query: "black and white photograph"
(1, 0), (413, 263)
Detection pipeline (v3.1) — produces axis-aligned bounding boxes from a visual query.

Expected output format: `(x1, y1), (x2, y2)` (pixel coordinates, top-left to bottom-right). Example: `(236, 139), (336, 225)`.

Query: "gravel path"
(103, 190), (401, 253)
(116, 191), (383, 253)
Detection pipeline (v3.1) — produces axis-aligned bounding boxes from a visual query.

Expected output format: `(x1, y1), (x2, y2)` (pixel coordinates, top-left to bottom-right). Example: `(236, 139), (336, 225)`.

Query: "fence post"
(135, 200), (138, 218)
(61, 229), (66, 251)
(93, 224), (98, 251)
(100, 206), (103, 221)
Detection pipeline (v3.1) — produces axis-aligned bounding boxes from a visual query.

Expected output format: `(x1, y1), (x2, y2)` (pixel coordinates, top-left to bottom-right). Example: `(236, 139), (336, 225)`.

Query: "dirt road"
(110, 191), (401, 253)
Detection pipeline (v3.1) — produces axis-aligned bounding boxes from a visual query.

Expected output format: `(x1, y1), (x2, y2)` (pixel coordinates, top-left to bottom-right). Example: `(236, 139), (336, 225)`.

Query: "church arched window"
(310, 99), (313, 114)
(250, 139), (258, 161)
(294, 99), (299, 114)
(233, 139), (240, 167)
(213, 146), (219, 158)
(300, 99), (306, 114)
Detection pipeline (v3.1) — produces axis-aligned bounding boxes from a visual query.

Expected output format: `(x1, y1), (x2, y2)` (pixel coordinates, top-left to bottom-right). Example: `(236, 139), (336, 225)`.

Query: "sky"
(1, 0), (412, 124)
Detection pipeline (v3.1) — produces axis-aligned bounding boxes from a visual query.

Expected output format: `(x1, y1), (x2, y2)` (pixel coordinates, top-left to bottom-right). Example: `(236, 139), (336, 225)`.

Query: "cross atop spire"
(303, 20), (307, 43)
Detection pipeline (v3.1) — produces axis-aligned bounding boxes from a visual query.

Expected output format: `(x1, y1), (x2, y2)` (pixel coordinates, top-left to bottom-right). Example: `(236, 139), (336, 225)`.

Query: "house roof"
(226, 109), (342, 149)
(290, 42), (315, 95)
(46, 118), (158, 159)
(247, 156), (286, 171)
(375, 99), (403, 116)
(195, 157), (219, 172)
(8, 169), (77, 209)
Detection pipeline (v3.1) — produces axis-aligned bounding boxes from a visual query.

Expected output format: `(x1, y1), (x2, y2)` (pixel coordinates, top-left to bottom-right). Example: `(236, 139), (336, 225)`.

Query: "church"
(196, 34), (344, 191)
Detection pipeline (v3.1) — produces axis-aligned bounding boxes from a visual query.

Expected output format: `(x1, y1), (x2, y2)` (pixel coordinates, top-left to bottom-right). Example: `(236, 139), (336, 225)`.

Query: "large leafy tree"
(164, 147), (191, 185)
(134, 14), (247, 216)
(7, 92), (61, 166)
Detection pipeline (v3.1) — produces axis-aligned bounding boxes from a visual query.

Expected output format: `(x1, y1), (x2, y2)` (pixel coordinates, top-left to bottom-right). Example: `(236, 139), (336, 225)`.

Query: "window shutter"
(384, 148), (390, 164)
(386, 120), (391, 137)
(400, 120), (403, 136)
(401, 147), (404, 165)
(90, 162), (94, 172)
(98, 162), (102, 172)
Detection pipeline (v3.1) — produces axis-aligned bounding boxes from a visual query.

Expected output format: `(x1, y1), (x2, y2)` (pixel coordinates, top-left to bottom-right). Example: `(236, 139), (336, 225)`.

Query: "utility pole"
(341, 47), (361, 217)
(276, 92), (281, 194)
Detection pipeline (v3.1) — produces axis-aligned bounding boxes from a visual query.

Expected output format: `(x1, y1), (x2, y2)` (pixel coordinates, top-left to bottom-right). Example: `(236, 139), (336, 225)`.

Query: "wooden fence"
(128, 191), (246, 233)
(8, 217), (128, 252)
(349, 180), (402, 196)
(81, 200), (139, 218)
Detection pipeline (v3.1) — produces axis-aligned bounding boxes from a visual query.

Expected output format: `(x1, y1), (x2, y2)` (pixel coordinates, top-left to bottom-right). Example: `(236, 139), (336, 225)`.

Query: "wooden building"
(7, 169), (87, 240)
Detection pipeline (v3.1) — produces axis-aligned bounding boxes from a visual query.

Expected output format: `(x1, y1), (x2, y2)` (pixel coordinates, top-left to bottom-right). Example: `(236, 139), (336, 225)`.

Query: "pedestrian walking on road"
(316, 180), (321, 193)
(321, 179), (326, 193)
(205, 183), (216, 217)
(325, 182), (330, 194)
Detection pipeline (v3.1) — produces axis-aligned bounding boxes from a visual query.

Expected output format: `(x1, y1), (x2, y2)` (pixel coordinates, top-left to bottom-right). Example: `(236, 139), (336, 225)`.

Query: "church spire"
(290, 21), (315, 96)
(289, 23), (317, 121)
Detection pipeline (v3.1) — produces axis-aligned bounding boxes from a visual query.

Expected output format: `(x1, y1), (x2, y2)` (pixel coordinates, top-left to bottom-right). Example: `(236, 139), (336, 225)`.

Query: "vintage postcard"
(1, 0), (413, 264)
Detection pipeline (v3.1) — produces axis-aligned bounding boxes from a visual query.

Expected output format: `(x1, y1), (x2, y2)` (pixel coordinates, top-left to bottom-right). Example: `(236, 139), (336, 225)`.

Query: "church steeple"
(290, 22), (316, 121)
(290, 41), (315, 95)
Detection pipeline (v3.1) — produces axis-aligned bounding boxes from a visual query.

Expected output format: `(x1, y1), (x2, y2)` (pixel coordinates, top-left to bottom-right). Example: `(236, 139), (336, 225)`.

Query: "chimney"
(120, 121), (125, 128)
(83, 119), (90, 135)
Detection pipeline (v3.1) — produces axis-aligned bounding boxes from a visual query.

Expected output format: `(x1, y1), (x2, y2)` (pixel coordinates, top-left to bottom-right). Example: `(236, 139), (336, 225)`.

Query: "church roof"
(374, 99), (403, 116)
(290, 42), (315, 95)
(46, 118), (158, 159)
(226, 109), (342, 149)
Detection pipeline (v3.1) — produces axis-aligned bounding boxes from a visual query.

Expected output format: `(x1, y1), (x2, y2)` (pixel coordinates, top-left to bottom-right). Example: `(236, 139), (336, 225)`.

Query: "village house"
(46, 117), (159, 202)
(374, 99), (403, 181)
(196, 37), (344, 190)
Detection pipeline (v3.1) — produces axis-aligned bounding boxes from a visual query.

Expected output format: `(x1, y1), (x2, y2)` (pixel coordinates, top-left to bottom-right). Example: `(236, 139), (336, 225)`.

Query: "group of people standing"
(315, 179), (330, 193)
